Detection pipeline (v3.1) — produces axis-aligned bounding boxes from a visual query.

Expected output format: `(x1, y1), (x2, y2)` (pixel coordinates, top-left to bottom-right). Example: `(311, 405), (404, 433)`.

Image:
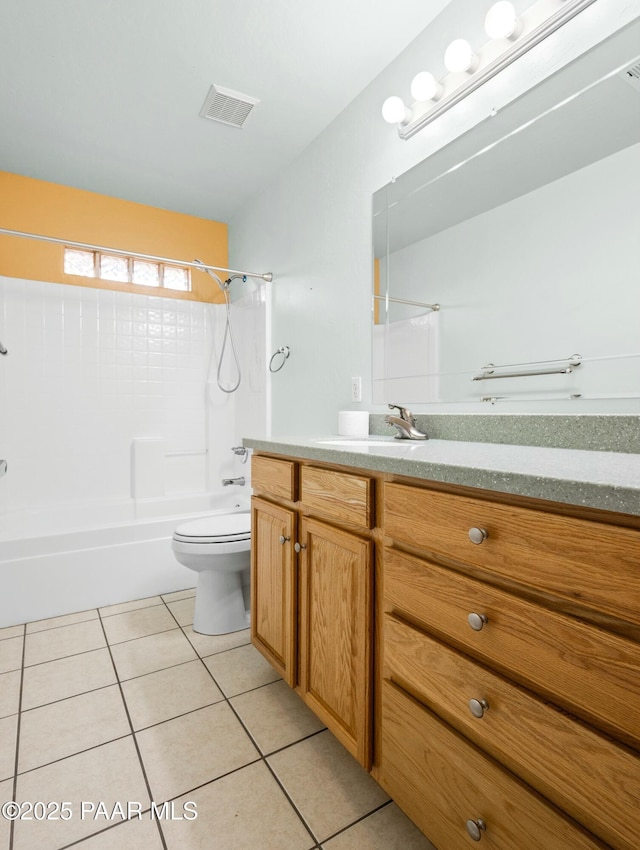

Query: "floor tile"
(13, 736), (149, 850)
(18, 684), (130, 774)
(99, 595), (163, 618)
(203, 643), (281, 697)
(21, 647), (116, 711)
(122, 659), (223, 730)
(24, 619), (105, 667)
(0, 669), (21, 718)
(161, 587), (196, 603)
(26, 608), (98, 634)
(162, 760), (314, 850)
(136, 701), (259, 803)
(110, 628), (197, 681)
(0, 636), (23, 674)
(0, 624), (24, 640)
(102, 604), (176, 645)
(166, 596), (194, 626)
(0, 778), (12, 850)
(231, 680), (325, 755)
(183, 625), (251, 658)
(0, 715), (17, 781)
(321, 802), (436, 849)
(268, 730), (389, 843)
(71, 816), (165, 849)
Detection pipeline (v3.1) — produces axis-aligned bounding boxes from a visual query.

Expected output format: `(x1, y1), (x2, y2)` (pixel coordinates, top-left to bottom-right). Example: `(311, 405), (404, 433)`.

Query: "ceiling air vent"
(199, 84), (259, 128)
(620, 61), (640, 94)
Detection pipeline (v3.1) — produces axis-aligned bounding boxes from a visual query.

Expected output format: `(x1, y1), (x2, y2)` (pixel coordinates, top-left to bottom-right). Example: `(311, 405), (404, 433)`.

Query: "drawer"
(384, 613), (640, 850)
(251, 455), (297, 501)
(384, 482), (640, 626)
(383, 547), (640, 748)
(300, 466), (373, 529)
(379, 680), (603, 850)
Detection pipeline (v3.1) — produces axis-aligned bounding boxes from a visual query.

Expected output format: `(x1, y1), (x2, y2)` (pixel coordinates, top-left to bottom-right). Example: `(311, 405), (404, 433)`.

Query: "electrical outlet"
(351, 376), (362, 402)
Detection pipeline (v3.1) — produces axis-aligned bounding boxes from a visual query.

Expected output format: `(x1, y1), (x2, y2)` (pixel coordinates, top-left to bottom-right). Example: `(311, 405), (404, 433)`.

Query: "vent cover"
(621, 61), (640, 93)
(199, 84), (259, 128)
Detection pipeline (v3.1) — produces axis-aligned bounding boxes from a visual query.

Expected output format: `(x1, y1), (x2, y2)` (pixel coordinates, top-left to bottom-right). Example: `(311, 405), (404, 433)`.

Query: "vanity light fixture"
(444, 39), (478, 74)
(484, 1), (522, 40)
(381, 0), (598, 140)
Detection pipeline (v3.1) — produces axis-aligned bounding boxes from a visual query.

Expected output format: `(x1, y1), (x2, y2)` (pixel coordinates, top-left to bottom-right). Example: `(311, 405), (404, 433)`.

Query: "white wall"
(230, 0), (640, 436)
(0, 276), (236, 533)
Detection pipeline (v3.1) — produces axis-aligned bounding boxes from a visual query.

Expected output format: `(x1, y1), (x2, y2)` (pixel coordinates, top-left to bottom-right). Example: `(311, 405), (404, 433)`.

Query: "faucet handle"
(388, 403), (414, 423)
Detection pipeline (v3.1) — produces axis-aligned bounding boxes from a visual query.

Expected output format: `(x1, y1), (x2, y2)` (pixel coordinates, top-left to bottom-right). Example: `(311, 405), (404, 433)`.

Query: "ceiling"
(0, 0), (452, 223)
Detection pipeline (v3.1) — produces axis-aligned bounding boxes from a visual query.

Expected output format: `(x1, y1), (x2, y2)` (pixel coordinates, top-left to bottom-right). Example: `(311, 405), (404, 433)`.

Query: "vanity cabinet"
(250, 454), (374, 767)
(250, 449), (640, 849)
(378, 481), (640, 850)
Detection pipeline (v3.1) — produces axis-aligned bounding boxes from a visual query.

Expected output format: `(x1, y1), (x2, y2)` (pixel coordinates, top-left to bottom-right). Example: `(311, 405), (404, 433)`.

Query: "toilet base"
(193, 567), (250, 635)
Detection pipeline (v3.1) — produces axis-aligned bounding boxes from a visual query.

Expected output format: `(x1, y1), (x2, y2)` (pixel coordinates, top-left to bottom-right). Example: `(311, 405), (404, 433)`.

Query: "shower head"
(224, 274), (247, 286)
(193, 258), (226, 290)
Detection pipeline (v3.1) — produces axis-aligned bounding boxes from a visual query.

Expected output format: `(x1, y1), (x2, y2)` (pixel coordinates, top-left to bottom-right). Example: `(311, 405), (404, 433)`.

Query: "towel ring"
(269, 346), (290, 373)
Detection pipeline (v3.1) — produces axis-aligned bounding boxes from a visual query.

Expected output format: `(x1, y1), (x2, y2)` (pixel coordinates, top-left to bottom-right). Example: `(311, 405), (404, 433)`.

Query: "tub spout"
(222, 477), (245, 486)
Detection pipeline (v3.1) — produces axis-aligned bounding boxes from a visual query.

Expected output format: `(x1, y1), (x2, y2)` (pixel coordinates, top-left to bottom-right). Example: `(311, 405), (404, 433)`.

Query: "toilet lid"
(173, 513), (251, 543)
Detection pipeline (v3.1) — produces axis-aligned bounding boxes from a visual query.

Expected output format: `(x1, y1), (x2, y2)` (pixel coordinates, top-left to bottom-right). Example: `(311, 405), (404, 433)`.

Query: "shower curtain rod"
(0, 227), (273, 282)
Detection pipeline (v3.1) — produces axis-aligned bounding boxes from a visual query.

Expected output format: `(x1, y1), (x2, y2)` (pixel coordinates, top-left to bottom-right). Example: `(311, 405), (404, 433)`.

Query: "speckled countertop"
(243, 436), (640, 517)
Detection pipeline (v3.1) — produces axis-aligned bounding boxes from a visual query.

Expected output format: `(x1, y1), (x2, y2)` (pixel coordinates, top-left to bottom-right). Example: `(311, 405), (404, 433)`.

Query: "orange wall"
(0, 171), (228, 303)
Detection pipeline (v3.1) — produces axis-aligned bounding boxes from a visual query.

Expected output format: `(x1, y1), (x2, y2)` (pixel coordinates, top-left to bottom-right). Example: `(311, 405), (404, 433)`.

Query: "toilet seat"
(173, 513), (251, 545)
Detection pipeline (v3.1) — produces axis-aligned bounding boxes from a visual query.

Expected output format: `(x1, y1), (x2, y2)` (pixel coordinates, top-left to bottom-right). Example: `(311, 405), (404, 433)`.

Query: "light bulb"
(444, 39), (478, 73)
(381, 96), (411, 125)
(410, 71), (442, 102)
(484, 2), (521, 40)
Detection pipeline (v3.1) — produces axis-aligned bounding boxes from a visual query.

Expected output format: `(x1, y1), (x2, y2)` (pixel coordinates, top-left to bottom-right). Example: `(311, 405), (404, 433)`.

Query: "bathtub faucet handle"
(222, 477), (245, 486)
(231, 446), (249, 464)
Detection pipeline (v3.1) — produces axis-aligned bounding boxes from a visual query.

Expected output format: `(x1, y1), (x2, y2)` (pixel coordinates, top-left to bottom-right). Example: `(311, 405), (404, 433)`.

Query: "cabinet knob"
(294, 542), (306, 553)
(469, 698), (489, 719)
(279, 535), (290, 545)
(466, 818), (486, 841)
(467, 612), (488, 631)
(468, 527), (488, 545)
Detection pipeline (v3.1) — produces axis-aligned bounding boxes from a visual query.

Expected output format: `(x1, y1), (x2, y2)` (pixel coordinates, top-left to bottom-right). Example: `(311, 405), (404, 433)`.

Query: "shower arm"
(0, 228), (273, 283)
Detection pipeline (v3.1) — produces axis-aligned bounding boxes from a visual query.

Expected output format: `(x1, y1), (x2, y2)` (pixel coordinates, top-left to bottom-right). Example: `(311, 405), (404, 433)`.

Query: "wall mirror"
(372, 18), (640, 407)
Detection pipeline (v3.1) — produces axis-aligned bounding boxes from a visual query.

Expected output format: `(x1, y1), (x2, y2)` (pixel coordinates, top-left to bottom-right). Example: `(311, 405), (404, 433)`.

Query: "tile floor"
(0, 589), (435, 850)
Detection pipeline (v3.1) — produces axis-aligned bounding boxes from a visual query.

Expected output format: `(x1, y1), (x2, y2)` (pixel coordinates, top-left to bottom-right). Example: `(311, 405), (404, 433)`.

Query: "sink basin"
(317, 438), (404, 448)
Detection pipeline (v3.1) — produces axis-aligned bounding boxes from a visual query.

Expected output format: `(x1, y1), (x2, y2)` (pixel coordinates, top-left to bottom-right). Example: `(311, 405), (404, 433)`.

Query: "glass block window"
(163, 266), (189, 291)
(132, 260), (160, 287)
(64, 249), (96, 277)
(100, 254), (129, 282)
(64, 248), (191, 293)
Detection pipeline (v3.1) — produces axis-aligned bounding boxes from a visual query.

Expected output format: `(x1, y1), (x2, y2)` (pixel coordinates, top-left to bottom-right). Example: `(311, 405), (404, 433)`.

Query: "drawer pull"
(469, 698), (489, 719)
(468, 527), (488, 545)
(466, 818), (487, 841)
(279, 535), (290, 545)
(294, 542), (307, 553)
(467, 612), (488, 631)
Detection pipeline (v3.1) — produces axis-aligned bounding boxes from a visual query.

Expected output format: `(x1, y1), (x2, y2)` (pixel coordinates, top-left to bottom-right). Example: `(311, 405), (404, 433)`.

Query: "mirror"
(373, 19), (640, 407)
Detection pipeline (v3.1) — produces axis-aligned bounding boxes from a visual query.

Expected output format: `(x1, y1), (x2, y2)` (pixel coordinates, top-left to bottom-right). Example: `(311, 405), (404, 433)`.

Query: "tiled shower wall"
(0, 276), (239, 530)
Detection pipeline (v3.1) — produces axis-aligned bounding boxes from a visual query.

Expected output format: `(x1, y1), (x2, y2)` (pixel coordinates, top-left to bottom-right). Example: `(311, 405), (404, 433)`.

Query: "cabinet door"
(251, 497), (297, 686)
(298, 517), (373, 768)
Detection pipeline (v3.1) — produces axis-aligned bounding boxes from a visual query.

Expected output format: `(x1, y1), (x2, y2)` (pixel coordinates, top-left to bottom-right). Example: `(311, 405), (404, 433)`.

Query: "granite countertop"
(243, 435), (640, 517)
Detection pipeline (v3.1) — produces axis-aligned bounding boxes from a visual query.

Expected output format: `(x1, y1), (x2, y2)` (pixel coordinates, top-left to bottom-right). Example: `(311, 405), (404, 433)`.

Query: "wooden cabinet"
(251, 455), (374, 767)
(298, 517), (372, 766)
(250, 496), (297, 686)
(250, 449), (640, 849)
(380, 480), (640, 850)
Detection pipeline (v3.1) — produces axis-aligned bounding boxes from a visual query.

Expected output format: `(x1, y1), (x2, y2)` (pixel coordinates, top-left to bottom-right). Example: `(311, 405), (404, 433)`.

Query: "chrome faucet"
(384, 404), (428, 440)
(222, 476), (245, 486)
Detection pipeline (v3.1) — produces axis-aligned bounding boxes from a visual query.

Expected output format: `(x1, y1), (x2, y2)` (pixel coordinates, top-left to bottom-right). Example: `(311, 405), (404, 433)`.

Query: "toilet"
(171, 512), (251, 635)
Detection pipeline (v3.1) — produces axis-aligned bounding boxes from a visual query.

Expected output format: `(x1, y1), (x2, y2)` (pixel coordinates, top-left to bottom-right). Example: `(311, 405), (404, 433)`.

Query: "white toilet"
(171, 513), (251, 635)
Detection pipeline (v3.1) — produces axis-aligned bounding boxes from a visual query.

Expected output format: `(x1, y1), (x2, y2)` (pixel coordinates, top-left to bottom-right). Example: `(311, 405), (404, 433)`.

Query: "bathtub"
(0, 491), (250, 629)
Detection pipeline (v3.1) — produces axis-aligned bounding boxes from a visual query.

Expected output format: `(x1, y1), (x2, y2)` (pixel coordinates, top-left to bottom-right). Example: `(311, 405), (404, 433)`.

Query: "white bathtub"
(0, 491), (250, 628)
